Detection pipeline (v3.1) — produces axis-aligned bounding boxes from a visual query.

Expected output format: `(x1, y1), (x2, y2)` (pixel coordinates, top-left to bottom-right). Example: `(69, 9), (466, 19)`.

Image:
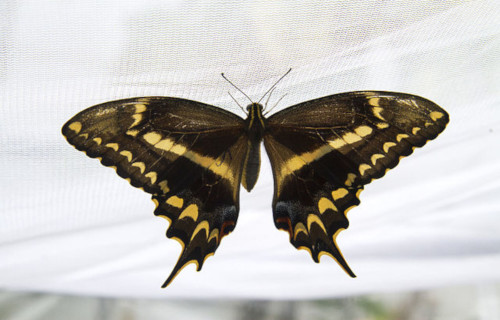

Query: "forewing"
(62, 97), (248, 286)
(264, 91), (449, 275)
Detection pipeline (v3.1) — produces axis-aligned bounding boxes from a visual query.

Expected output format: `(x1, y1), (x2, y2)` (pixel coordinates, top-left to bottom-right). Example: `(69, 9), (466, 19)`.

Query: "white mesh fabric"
(1, 0), (499, 298)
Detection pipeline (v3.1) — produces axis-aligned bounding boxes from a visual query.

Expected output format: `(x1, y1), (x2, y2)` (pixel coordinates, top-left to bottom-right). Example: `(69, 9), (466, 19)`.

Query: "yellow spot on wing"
(306, 214), (327, 233)
(68, 121), (82, 134)
(318, 197), (337, 214)
(129, 114), (142, 129)
(383, 142), (397, 153)
(126, 129), (139, 137)
(283, 157), (307, 174)
(345, 173), (356, 187)
(134, 104), (147, 113)
(156, 138), (174, 151)
(158, 180), (169, 193)
(167, 195), (183, 208)
(293, 222), (308, 239)
(105, 143), (119, 151)
(368, 97), (380, 107)
(332, 188), (349, 201)
(179, 204), (199, 221)
(371, 153), (385, 165)
(430, 111), (444, 121)
(376, 122), (389, 129)
(359, 163), (371, 175)
(354, 125), (373, 137)
(372, 106), (385, 120)
(120, 150), (133, 162)
(92, 137), (102, 145)
(342, 132), (362, 144)
(132, 161), (146, 173)
(143, 132), (162, 145)
(208, 228), (219, 243)
(145, 171), (157, 184)
(191, 221), (210, 240)
(412, 127), (421, 135)
(170, 143), (187, 156)
(396, 134), (409, 142)
(329, 138), (346, 149)
(153, 137), (187, 156)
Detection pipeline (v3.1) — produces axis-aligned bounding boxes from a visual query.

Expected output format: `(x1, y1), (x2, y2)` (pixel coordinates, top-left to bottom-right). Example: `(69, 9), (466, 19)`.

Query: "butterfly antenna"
(257, 68), (292, 104)
(221, 73), (253, 104)
(228, 91), (247, 114)
(263, 93), (288, 116)
(263, 87), (276, 111)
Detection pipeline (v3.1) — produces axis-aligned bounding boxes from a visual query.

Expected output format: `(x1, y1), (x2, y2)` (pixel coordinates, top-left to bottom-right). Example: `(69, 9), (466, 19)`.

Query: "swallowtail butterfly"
(62, 72), (448, 287)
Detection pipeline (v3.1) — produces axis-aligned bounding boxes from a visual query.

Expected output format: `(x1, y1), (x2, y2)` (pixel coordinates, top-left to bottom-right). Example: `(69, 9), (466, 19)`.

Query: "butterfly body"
(242, 103), (266, 192)
(62, 89), (448, 287)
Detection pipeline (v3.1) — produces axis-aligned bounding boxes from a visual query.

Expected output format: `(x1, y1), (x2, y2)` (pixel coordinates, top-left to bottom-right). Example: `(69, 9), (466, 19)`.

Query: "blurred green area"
(1, 283), (499, 320)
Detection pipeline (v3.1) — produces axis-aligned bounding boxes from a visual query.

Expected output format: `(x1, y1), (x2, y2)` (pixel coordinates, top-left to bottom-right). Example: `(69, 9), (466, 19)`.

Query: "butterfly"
(62, 71), (448, 287)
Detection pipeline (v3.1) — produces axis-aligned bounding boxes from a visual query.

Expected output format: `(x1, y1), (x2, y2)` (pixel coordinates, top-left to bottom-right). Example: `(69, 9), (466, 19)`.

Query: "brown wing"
(263, 91), (449, 275)
(62, 97), (248, 287)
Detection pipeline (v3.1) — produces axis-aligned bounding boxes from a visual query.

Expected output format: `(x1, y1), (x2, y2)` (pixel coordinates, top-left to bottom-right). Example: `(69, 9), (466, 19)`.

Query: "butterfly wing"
(263, 91), (449, 275)
(62, 97), (248, 287)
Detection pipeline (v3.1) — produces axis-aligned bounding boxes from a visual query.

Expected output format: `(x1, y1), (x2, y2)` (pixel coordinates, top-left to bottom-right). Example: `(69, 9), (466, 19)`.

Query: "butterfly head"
(246, 102), (264, 113)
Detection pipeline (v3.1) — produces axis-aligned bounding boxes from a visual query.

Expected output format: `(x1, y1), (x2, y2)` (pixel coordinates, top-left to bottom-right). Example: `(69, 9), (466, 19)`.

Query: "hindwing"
(263, 91), (449, 275)
(62, 97), (247, 286)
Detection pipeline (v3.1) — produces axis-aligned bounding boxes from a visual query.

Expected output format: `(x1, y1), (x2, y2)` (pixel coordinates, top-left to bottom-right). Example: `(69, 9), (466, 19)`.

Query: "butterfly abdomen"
(241, 103), (266, 192)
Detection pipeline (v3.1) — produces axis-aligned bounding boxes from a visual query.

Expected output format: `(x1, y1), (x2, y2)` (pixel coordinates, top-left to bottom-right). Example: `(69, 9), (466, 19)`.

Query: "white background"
(1, 0), (499, 300)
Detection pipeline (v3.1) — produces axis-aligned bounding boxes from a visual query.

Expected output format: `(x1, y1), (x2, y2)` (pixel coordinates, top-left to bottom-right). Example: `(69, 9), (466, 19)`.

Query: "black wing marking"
(263, 91), (449, 275)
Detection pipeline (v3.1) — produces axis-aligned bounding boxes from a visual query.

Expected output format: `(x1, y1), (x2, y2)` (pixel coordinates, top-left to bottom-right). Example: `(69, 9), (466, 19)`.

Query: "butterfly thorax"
(241, 103), (266, 192)
(245, 103), (266, 138)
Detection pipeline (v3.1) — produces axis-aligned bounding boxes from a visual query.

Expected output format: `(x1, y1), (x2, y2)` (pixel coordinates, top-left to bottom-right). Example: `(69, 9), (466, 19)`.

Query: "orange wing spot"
(220, 220), (236, 239)
(275, 216), (293, 239)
